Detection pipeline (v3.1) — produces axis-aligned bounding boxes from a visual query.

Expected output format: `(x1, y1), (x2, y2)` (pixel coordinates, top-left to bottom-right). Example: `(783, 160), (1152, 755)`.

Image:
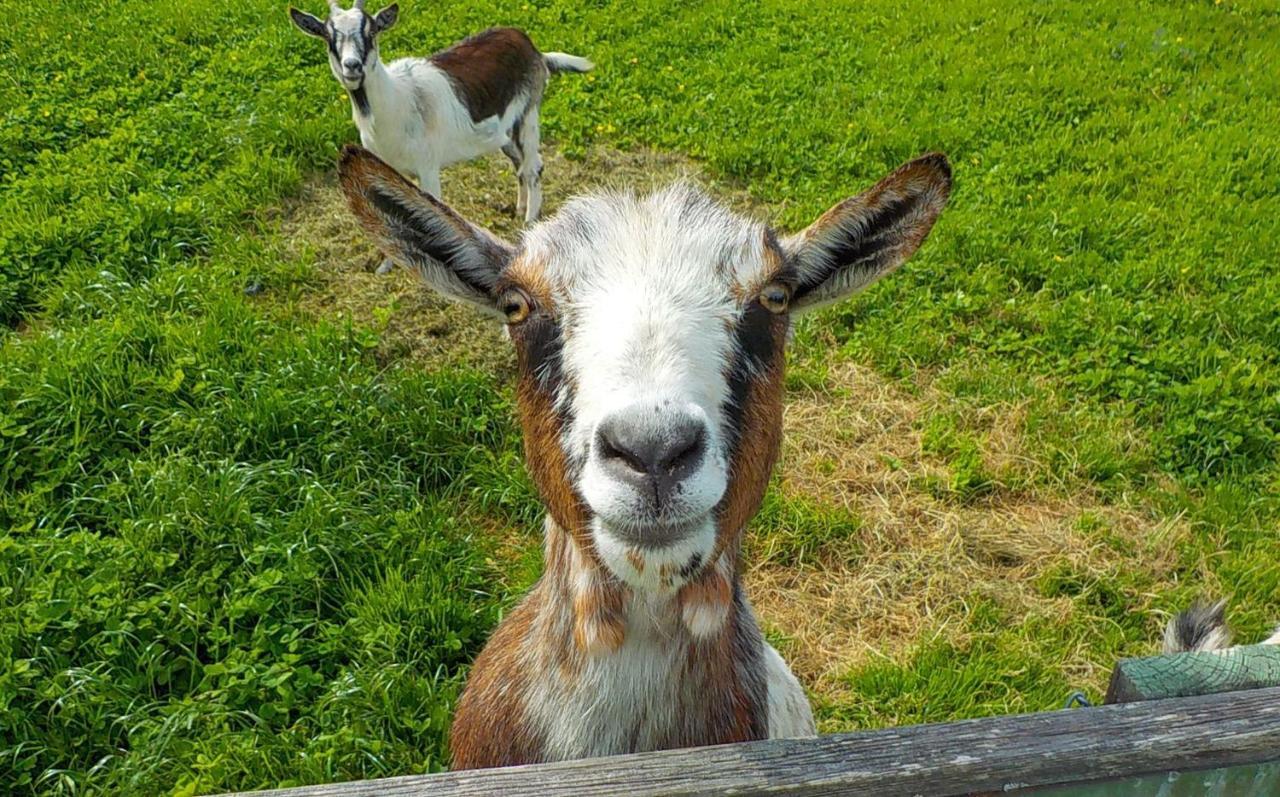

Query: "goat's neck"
(535, 516), (744, 657)
(448, 516), (770, 768)
(348, 60), (391, 120)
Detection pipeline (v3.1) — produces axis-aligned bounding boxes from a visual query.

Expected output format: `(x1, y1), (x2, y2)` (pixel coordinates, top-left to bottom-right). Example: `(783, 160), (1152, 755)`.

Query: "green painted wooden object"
(1106, 644), (1280, 704)
(1031, 761), (1280, 797)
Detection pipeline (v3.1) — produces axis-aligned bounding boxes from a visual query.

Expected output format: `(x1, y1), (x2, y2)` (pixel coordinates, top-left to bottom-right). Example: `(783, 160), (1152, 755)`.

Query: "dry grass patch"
(748, 357), (1193, 714)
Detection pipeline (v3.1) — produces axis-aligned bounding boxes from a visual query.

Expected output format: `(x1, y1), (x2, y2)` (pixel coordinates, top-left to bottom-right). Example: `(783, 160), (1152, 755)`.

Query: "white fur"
(593, 517), (717, 593)
(522, 590), (814, 761)
(764, 644), (818, 738)
(355, 58), (526, 199)
(524, 591), (684, 760)
(544, 52), (594, 73)
(524, 185), (774, 582)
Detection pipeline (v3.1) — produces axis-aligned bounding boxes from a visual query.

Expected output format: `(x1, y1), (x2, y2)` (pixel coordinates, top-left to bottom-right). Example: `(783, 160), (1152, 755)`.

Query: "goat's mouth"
(598, 513), (707, 549)
(591, 514), (717, 593)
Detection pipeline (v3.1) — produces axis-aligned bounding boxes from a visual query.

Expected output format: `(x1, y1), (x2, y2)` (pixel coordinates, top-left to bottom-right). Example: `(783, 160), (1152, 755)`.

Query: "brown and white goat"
(291, 1), (592, 272)
(336, 144), (952, 769)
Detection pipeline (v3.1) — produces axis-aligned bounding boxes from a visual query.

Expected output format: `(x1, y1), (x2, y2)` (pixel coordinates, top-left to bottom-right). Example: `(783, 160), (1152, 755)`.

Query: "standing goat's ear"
(288, 7), (328, 38)
(371, 3), (399, 34)
(338, 145), (513, 316)
(784, 153), (951, 314)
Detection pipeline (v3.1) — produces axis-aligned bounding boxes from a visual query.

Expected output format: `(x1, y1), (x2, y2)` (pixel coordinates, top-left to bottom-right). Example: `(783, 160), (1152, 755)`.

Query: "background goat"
(336, 144), (952, 769)
(290, 0), (592, 272)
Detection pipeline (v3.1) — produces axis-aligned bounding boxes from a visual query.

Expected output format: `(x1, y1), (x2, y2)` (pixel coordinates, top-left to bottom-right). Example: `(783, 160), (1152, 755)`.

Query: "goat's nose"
(342, 57), (363, 73)
(596, 410), (707, 507)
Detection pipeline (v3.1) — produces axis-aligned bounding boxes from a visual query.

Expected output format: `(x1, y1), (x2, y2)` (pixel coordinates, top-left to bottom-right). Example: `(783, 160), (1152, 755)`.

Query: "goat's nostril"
(596, 428), (648, 475)
(595, 412), (708, 492)
(662, 426), (706, 475)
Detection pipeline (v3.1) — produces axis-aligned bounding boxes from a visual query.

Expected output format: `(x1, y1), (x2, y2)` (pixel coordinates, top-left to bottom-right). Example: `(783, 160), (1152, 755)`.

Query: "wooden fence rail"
(220, 683), (1280, 797)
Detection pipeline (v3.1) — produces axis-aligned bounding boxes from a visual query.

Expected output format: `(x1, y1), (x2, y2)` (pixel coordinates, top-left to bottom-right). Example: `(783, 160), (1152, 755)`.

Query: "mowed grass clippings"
(2, 0), (1279, 794)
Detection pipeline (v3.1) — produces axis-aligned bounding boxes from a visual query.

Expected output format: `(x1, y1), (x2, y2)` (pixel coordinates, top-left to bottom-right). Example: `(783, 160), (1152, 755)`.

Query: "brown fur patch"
(513, 361), (584, 539)
(625, 547), (646, 574)
(568, 532), (627, 655)
(448, 592), (546, 770)
(432, 28), (543, 123)
(713, 319), (788, 557)
(572, 584), (627, 655)
(502, 252), (556, 307)
(681, 585), (769, 744)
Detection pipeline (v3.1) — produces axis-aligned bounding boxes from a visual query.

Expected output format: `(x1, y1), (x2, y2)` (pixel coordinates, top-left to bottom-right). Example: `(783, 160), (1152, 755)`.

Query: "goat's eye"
(759, 283), (791, 314)
(499, 288), (532, 324)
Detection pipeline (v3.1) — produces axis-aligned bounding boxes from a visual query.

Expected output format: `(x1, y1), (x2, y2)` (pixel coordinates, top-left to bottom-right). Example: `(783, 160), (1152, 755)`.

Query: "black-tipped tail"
(1162, 600), (1232, 653)
(544, 52), (594, 74)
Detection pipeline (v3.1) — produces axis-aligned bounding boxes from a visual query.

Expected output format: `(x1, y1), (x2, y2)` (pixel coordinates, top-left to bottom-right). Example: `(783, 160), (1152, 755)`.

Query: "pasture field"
(2, 0), (1278, 793)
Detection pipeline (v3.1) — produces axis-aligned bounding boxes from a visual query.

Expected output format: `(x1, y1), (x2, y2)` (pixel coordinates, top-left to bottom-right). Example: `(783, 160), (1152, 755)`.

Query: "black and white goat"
(289, 1), (592, 272)
(1164, 599), (1280, 653)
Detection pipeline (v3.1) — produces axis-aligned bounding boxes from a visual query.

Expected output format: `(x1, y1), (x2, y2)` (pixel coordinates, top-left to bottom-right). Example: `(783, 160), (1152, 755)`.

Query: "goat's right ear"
(338, 145), (513, 316)
(372, 4), (399, 34)
(289, 7), (328, 38)
(783, 153), (951, 314)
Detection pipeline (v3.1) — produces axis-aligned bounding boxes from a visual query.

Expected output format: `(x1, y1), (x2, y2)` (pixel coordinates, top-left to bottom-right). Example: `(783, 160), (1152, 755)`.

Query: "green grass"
(2, 0), (1279, 793)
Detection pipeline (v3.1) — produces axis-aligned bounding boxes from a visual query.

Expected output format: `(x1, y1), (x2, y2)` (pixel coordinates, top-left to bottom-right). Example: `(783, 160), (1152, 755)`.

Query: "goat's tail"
(1162, 600), (1232, 653)
(544, 52), (594, 74)
(1161, 598), (1280, 653)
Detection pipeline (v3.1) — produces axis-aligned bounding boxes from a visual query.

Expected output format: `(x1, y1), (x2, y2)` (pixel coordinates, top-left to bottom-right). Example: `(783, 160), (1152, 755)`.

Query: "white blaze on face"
(326, 9), (375, 88)
(521, 184), (777, 592)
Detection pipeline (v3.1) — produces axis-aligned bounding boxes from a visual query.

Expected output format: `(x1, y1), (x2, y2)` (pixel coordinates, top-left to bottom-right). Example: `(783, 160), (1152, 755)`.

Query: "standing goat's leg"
(517, 108), (543, 223)
(419, 165), (443, 203)
(502, 125), (526, 220)
(378, 165), (443, 275)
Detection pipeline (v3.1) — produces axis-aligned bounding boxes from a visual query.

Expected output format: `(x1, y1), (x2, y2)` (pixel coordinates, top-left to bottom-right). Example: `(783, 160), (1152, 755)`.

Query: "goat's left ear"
(338, 145), (513, 316)
(288, 7), (328, 39)
(371, 3), (399, 34)
(783, 153), (951, 314)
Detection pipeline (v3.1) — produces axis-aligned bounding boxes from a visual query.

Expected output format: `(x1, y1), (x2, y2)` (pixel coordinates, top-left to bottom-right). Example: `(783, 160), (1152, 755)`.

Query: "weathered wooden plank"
(214, 685), (1280, 797)
(1106, 643), (1280, 704)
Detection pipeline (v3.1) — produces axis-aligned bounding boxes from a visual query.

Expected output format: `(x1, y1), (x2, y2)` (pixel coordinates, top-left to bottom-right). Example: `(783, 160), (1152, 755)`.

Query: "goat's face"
(507, 188), (786, 589)
(289, 2), (399, 91)
(338, 146), (951, 593)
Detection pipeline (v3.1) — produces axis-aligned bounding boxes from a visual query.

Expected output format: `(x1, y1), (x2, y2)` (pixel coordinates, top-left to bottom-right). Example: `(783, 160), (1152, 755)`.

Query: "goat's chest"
(522, 606), (706, 760)
(352, 107), (424, 178)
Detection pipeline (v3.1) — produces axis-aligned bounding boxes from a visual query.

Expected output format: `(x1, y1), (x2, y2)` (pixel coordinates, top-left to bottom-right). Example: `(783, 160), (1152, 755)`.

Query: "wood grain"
(1106, 643), (1280, 704)
(214, 685), (1280, 797)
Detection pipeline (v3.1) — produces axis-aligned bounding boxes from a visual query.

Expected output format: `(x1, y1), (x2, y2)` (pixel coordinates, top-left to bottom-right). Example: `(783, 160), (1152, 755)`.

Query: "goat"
(336, 144), (952, 769)
(1163, 599), (1280, 653)
(290, 1), (592, 273)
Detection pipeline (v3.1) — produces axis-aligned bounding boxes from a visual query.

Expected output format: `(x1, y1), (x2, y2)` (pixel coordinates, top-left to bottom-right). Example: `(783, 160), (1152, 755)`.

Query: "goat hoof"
(375, 258), (395, 275)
